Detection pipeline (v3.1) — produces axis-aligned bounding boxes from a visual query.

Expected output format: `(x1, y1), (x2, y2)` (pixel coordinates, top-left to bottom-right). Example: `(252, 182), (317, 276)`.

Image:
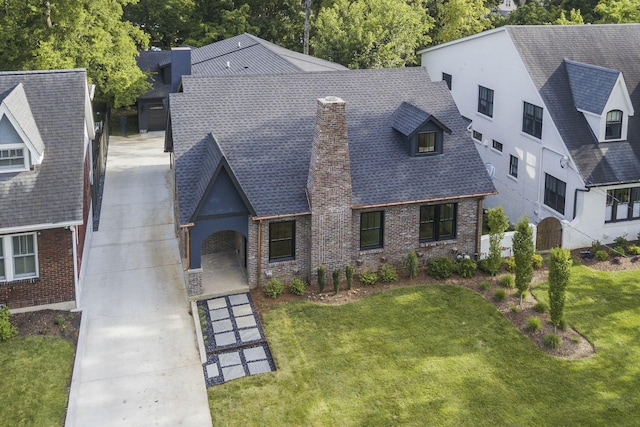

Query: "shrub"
(54, 316), (66, 326)
(543, 333), (562, 349)
(333, 268), (341, 294)
(503, 256), (516, 272)
(493, 289), (507, 301)
(345, 264), (354, 290)
(264, 278), (285, 299)
(591, 240), (603, 253)
(289, 278), (306, 296)
(0, 305), (17, 342)
(317, 265), (326, 293)
(510, 305), (519, 313)
(479, 280), (491, 291)
(359, 270), (378, 286)
(526, 317), (542, 332)
(380, 264), (398, 283)
(405, 250), (419, 280)
(612, 246), (625, 256)
(628, 245), (640, 255)
(486, 206), (509, 275)
(548, 248), (571, 329)
(533, 301), (548, 313)
(595, 250), (608, 261)
(532, 253), (544, 269)
(427, 256), (454, 279)
(614, 236), (629, 250)
(455, 258), (477, 278)
(498, 274), (515, 289)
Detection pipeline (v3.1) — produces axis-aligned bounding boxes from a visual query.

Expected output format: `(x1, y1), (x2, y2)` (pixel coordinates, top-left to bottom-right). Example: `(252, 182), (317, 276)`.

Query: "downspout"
(257, 219), (263, 288)
(185, 227), (191, 270)
(476, 199), (483, 258)
(71, 226), (80, 309)
(573, 187), (590, 220)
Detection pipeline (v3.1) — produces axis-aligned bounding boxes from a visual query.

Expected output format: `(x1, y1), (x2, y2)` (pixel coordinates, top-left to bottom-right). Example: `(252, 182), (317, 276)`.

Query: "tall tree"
(313, 0), (433, 69)
(595, 0), (640, 23)
(185, 0), (256, 46)
(0, 0), (150, 108)
(506, 2), (560, 24)
(124, 0), (195, 48)
(433, 0), (492, 44)
(548, 247), (571, 331)
(554, 8), (585, 24)
(486, 206), (509, 276)
(512, 216), (534, 304)
(243, 0), (305, 51)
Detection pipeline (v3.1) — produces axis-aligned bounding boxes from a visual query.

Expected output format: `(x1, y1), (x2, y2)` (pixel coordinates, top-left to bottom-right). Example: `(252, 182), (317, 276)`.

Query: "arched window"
(605, 110), (623, 140)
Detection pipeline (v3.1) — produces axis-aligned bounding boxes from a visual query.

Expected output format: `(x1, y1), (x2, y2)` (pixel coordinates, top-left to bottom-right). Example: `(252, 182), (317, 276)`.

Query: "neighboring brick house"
(136, 33), (346, 132)
(0, 69), (95, 309)
(165, 68), (496, 295)
(421, 24), (640, 250)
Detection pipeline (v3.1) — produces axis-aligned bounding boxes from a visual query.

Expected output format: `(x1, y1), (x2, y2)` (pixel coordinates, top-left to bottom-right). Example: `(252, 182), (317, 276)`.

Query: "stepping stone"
(247, 360), (272, 375)
(239, 328), (261, 343)
(215, 331), (237, 347)
(212, 319), (233, 333)
(205, 363), (219, 379)
(210, 307), (230, 321)
(222, 365), (246, 382)
(232, 304), (253, 317)
(243, 346), (267, 362)
(229, 294), (249, 306)
(219, 351), (242, 367)
(235, 315), (257, 329)
(207, 298), (228, 310)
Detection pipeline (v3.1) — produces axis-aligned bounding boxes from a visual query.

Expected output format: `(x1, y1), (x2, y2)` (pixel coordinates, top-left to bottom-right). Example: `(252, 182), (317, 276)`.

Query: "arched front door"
(536, 217), (562, 251)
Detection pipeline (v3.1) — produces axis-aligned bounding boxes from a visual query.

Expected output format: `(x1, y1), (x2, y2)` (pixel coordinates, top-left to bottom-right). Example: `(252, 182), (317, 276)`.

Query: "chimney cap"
(318, 96), (345, 104)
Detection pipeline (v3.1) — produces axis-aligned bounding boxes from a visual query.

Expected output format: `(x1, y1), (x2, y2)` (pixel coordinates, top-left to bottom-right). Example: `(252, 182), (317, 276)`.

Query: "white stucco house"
(420, 24), (640, 250)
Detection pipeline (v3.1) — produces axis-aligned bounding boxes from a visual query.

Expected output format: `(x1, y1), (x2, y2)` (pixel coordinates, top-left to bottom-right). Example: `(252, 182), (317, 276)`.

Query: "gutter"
(573, 187), (590, 220)
(351, 192), (496, 210)
(71, 226), (80, 308)
(257, 219), (263, 288)
(0, 220), (82, 235)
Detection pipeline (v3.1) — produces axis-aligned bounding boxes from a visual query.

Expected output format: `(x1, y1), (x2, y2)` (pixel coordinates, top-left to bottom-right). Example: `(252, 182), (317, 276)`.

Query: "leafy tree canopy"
(434, 0), (492, 44)
(595, 0), (640, 23)
(124, 0), (195, 48)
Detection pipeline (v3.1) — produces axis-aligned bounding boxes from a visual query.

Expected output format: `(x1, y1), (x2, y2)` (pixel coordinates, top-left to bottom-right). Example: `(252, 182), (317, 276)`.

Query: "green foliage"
(433, 0), (491, 44)
(333, 268), (341, 294)
(543, 333), (562, 349)
(493, 289), (507, 301)
(510, 305), (519, 313)
(427, 256), (454, 279)
(612, 246), (626, 256)
(359, 270), (378, 286)
(548, 248), (571, 329)
(554, 8), (585, 24)
(264, 278), (285, 299)
(0, 306), (17, 342)
(455, 258), (477, 278)
(503, 256), (516, 272)
(498, 274), (515, 289)
(313, 0), (433, 69)
(628, 245), (640, 255)
(317, 265), (326, 293)
(289, 279), (307, 296)
(532, 253), (544, 269)
(54, 316), (65, 326)
(506, 1), (559, 25)
(595, 0), (640, 23)
(405, 250), (419, 280)
(486, 206), (509, 275)
(595, 250), (609, 261)
(345, 264), (354, 290)
(513, 216), (534, 302)
(533, 301), (548, 313)
(380, 264), (398, 283)
(591, 240), (603, 253)
(479, 280), (491, 291)
(124, 0), (196, 49)
(526, 317), (542, 332)
(614, 236), (629, 250)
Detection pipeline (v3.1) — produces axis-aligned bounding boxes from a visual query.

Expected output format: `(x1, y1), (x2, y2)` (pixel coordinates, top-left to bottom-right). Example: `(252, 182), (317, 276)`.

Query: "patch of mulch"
(10, 310), (81, 345)
(570, 248), (640, 272)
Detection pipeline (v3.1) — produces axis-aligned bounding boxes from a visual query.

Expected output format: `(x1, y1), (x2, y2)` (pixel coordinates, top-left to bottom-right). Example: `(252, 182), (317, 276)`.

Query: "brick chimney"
(307, 97), (353, 278)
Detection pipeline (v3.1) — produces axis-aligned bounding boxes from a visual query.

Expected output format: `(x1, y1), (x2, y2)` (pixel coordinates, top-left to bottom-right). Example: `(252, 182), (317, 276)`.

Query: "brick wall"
(0, 228), (75, 309)
(202, 230), (236, 254)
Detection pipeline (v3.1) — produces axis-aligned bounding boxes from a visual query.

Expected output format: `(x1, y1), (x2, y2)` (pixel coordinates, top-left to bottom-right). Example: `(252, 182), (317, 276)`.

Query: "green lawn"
(0, 336), (75, 427)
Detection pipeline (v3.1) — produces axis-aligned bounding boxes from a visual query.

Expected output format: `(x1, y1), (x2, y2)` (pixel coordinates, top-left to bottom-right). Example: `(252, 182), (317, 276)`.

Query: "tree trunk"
(43, 0), (52, 28)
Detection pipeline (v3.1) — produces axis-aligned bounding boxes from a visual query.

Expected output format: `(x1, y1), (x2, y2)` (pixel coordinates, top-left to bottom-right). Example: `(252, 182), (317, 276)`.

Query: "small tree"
(405, 250), (419, 280)
(345, 264), (354, 290)
(548, 247), (571, 332)
(317, 265), (326, 293)
(332, 268), (341, 294)
(0, 305), (17, 342)
(513, 216), (534, 304)
(486, 206), (509, 275)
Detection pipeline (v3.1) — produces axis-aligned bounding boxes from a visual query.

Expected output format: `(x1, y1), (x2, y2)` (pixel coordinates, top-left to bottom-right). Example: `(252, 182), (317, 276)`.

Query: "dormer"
(565, 59), (634, 142)
(392, 102), (451, 157)
(0, 83), (44, 173)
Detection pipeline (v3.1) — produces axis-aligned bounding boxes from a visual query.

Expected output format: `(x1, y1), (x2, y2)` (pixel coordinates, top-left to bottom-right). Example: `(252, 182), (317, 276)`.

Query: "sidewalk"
(66, 133), (212, 426)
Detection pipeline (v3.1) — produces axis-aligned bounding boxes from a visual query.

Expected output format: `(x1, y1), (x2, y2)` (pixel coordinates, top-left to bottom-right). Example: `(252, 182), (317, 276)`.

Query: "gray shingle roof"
(506, 24), (640, 186)
(2, 83), (45, 158)
(136, 50), (172, 99)
(170, 68), (495, 223)
(0, 69), (88, 230)
(565, 59), (620, 115)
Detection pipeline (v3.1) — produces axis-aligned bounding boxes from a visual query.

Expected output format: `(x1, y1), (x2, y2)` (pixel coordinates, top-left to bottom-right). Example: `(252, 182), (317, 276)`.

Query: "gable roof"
(565, 59), (620, 115)
(136, 50), (172, 100)
(0, 69), (90, 230)
(392, 102), (451, 137)
(169, 68), (495, 224)
(0, 83), (45, 160)
(505, 24), (640, 186)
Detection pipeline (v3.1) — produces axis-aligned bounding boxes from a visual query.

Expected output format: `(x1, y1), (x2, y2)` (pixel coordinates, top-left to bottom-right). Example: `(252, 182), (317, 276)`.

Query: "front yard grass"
(0, 336), (75, 426)
(208, 266), (640, 426)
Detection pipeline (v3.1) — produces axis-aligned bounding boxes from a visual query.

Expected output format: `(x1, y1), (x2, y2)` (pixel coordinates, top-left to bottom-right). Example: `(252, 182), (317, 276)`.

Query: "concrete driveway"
(66, 133), (212, 426)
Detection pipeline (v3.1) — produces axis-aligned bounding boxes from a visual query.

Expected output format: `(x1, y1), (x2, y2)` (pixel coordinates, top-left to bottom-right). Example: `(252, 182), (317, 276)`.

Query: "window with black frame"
(360, 211), (383, 249)
(269, 221), (295, 261)
(420, 203), (457, 242)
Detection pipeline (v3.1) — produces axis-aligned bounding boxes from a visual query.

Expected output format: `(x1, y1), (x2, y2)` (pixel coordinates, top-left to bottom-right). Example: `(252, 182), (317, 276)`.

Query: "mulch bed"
(10, 310), (81, 345)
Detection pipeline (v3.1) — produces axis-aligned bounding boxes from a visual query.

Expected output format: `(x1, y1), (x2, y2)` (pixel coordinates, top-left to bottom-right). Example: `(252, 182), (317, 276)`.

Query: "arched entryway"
(200, 230), (249, 296)
(536, 217), (562, 251)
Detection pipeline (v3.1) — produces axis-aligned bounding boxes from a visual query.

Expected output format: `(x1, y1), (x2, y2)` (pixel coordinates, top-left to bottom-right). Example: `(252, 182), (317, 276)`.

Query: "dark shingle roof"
(506, 24), (640, 186)
(136, 50), (172, 99)
(170, 68), (495, 223)
(2, 83), (45, 158)
(565, 59), (620, 115)
(0, 69), (89, 230)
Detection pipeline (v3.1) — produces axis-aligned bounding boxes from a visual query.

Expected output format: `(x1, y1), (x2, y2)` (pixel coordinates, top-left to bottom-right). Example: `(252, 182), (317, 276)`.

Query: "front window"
(478, 86), (494, 117)
(492, 140), (503, 152)
(605, 110), (622, 140)
(420, 203), (457, 242)
(509, 155), (518, 178)
(269, 221), (295, 261)
(605, 187), (640, 222)
(13, 235), (36, 277)
(472, 130), (483, 141)
(523, 102), (543, 139)
(0, 148), (24, 169)
(360, 211), (383, 249)
(544, 174), (566, 215)
(417, 132), (436, 153)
